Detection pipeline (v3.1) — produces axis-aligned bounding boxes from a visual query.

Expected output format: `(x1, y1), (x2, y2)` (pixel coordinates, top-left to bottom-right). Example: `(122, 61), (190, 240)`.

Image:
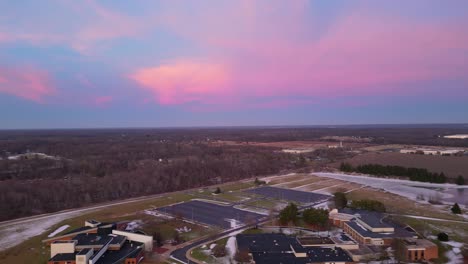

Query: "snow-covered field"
(314, 172), (468, 206)
(0, 214), (81, 250)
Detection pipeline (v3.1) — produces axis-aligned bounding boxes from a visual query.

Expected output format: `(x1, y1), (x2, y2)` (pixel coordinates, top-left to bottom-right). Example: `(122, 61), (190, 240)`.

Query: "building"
(400, 148), (464, 156)
(444, 134), (468, 139)
(401, 238), (438, 262)
(46, 220), (150, 264)
(236, 233), (354, 264)
(330, 209), (416, 246)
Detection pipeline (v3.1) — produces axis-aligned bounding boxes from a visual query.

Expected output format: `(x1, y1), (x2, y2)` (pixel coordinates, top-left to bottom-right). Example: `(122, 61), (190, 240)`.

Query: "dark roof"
(340, 208), (392, 228)
(252, 248), (353, 264)
(49, 253), (76, 261)
(64, 226), (96, 235)
(306, 247), (353, 263)
(252, 252), (307, 264)
(77, 248), (93, 255)
(236, 234), (297, 253)
(346, 221), (413, 239)
(52, 240), (76, 244)
(358, 213), (392, 229)
(297, 236), (335, 246)
(73, 233), (113, 247)
(95, 241), (144, 264)
(108, 234), (127, 246)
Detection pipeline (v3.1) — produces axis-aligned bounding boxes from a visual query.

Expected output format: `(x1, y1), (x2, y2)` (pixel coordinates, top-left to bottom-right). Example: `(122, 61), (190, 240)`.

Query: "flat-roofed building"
(402, 238), (438, 262)
(51, 240), (77, 259)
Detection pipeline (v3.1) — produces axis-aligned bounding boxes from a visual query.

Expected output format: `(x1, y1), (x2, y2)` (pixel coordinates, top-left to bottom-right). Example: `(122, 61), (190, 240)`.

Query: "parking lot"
(156, 200), (265, 229)
(245, 186), (330, 204)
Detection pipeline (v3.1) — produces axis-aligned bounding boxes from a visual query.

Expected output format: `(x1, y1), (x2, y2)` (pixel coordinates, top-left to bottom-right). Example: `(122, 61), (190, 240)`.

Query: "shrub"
(451, 203), (462, 214)
(437, 232), (449, 242)
(333, 192), (347, 209)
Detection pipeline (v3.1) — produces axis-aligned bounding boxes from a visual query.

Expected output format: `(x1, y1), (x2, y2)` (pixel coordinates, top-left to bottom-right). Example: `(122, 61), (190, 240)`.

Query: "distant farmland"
(337, 152), (468, 179)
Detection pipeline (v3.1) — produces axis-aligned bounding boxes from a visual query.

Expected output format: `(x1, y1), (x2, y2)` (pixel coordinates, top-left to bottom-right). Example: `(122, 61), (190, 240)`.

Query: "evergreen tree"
(334, 192), (348, 209)
(279, 203), (298, 225)
(456, 175), (465, 185)
(437, 232), (449, 241)
(451, 203), (462, 214)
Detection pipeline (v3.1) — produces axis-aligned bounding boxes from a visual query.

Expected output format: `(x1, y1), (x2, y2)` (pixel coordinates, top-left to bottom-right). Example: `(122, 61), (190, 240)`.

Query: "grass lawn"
(241, 228), (264, 235)
(245, 199), (285, 209)
(190, 237), (229, 263)
(191, 247), (214, 263)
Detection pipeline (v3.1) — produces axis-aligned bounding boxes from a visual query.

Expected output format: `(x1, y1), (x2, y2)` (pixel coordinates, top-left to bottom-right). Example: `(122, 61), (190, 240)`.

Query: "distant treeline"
(340, 163), (447, 183)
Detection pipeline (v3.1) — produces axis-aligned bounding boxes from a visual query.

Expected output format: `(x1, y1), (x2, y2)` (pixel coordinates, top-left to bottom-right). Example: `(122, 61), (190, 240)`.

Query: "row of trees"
(340, 163), (448, 183)
(349, 199), (386, 212)
(278, 203), (329, 227)
(333, 192), (386, 212)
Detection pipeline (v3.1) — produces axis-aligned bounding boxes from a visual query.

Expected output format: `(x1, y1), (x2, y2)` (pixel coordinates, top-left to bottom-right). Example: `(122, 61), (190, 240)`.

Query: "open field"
(272, 176), (324, 188)
(337, 152), (468, 179)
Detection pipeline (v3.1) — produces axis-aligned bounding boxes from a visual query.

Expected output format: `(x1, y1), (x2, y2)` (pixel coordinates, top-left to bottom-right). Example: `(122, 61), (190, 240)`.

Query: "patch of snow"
(125, 220), (142, 231)
(225, 218), (242, 229)
(443, 241), (464, 248)
(47, 225), (70, 238)
(210, 243), (217, 249)
(0, 214), (79, 250)
(226, 236), (237, 259)
(442, 240), (464, 264)
(144, 210), (174, 219)
(176, 226), (192, 233)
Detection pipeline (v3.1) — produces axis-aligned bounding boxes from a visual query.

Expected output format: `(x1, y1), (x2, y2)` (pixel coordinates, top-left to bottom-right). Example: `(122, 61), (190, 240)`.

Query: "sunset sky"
(1, 0), (467, 128)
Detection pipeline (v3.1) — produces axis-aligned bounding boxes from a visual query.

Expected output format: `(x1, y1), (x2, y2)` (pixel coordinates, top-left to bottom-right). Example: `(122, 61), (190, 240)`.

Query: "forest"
(0, 130), (305, 221)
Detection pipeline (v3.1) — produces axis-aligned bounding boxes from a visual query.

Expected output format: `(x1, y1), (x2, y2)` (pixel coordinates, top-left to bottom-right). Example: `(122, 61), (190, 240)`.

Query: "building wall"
(51, 242), (76, 258)
(112, 230), (153, 252)
(47, 261), (76, 264)
(405, 246), (438, 261)
(76, 249), (93, 264)
(125, 250), (145, 264)
(343, 223), (366, 245)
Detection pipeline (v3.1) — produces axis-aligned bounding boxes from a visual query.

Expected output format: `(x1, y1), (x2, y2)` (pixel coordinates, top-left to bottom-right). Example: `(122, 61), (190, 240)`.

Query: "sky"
(0, 0), (467, 129)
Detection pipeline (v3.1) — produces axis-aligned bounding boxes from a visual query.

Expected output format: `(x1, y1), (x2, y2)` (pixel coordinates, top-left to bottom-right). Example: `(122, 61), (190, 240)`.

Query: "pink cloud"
(0, 67), (56, 103)
(93, 95), (113, 106)
(130, 60), (232, 105)
(130, 2), (468, 107)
